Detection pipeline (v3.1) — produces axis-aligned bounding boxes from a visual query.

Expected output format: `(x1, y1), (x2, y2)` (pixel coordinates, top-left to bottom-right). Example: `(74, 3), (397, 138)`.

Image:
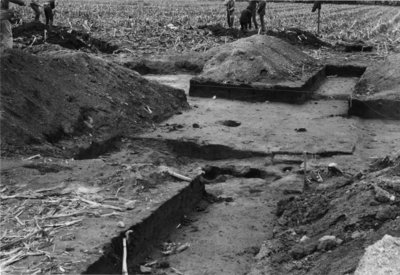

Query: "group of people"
(225, 0), (267, 32)
(0, 0), (55, 52)
(30, 0), (56, 27)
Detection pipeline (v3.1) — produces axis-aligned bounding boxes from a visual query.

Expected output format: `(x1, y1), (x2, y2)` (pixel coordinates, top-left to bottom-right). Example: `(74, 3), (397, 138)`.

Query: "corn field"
(13, 0), (400, 55)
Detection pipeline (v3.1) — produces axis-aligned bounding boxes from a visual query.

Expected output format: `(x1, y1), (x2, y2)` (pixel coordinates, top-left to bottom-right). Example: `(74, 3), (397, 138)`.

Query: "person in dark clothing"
(312, 0), (322, 33)
(43, 0), (55, 29)
(224, 0), (235, 28)
(248, 0), (258, 30)
(258, 0), (266, 32)
(240, 7), (252, 31)
(30, 0), (40, 22)
(312, 0), (321, 12)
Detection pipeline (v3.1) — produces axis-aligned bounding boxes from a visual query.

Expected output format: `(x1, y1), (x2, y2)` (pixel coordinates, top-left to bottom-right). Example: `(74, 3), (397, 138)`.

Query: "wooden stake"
(317, 8), (321, 35)
(122, 238), (128, 275)
(122, 230), (132, 275)
(303, 151), (309, 190)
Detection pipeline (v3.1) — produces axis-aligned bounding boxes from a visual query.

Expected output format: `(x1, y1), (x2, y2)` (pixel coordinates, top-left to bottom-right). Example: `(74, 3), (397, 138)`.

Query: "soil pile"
(198, 23), (246, 38)
(13, 22), (118, 54)
(197, 25), (329, 49)
(350, 53), (400, 119)
(251, 152), (400, 274)
(118, 33), (325, 77)
(195, 35), (321, 85)
(0, 50), (188, 156)
(118, 53), (205, 75)
(266, 28), (331, 48)
(354, 53), (400, 99)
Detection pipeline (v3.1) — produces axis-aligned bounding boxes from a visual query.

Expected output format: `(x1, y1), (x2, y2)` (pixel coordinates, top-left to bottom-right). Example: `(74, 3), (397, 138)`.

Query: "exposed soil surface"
(147, 176), (281, 275)
(314, 76), (359, 100)
(349, 53), (400, 119)
(195, 35), (321, 84)
(1, 26), (400, 275)
(0, 139), (206, 274)
(139, 73), (400, 275)
(0, 50), (188, 157)
(198, 24), (331, 49)
(354, 53), (400, 99)
(250, 152), (400, 275)
(266, 28), (331, 48)
(13, 22), (118, 54)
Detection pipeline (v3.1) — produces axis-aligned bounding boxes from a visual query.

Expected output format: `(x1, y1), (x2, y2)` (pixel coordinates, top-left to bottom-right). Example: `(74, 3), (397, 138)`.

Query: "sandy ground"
(148, 176), (281, 275)
(133, 74), (400, 275)
(143, 74), (400, 171)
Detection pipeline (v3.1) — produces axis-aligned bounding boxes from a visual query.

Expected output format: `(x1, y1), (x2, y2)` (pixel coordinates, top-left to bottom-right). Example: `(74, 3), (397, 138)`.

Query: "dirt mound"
(13, 22), (118, 54)
(354, 53), (400, 98)
(198, 25), (330, 49)
(266, 28), (331, 48)
(349, 53), (400, 119)
(198, 23), (252, 38)
(252, 152), (400, 274)
(0, 50), (189, 156)
(118, 52), (205, 75)
(119, 29), (326, 76)
(196, 35), (321, 84)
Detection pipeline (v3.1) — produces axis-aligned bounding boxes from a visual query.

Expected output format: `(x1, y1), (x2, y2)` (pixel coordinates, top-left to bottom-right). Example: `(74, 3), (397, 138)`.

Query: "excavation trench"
(188, 65), (366, 103)
(82, 64), (366, 274)
(74, 136), (356, 161)
(143, 64), (366, 118)
(80, 137), (352, 274)
(85, 164), (283, 275)
(143, 175), (282, 275)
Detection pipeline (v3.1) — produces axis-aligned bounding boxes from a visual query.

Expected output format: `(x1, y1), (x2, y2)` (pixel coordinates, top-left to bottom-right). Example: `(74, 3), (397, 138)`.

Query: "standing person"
(248, 0), (258, 30)
(312, 0), (321, 12)
(30, 0), (41, 22)
(312, 1), (322, 34)
(257, 0), (266, 33)
(240, 6), (251, 31)
(224, 0), (235, 28)
(0, 0), (25, 52)
(43, 0), (55, 30)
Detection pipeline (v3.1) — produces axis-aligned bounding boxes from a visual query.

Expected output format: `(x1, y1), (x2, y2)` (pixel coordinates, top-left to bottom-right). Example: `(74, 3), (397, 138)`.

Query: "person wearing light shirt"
(0, 0), (25, 52)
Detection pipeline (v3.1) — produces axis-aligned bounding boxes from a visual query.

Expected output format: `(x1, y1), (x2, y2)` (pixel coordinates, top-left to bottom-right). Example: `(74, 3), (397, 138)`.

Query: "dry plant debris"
(11, 0), (400, 56)
(0, 186), (132, 274)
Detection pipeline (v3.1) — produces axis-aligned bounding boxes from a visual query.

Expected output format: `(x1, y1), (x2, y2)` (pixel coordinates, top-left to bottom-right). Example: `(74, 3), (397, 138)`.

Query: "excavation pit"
(185, 35), (367, 103)
(189, 64), (366, 103)
(84, 177), (205, 274)
(66, 139), (286, 274)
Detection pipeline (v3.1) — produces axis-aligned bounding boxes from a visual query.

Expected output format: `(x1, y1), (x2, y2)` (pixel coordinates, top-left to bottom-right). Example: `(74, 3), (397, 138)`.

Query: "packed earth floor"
(1, 2), (400, 275)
